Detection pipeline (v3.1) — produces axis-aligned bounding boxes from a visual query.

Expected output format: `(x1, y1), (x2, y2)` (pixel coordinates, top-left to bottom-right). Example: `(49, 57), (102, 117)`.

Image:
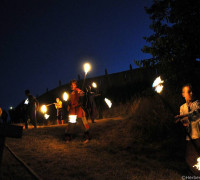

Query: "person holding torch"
(85, 85), (98, 123)
(175, 84), (200, 175)
(24, 89), (39, 129)
(65, 80), (90, 143)
(55, 98), (63, 125)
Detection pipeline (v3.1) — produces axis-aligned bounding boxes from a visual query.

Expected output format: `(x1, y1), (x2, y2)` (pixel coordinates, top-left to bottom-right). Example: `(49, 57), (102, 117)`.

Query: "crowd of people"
(21, 80), (99, 144)
(1, 81), (200, 175)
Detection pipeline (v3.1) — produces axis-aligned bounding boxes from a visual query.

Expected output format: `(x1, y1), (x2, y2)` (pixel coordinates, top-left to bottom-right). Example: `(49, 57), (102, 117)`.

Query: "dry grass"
(2, 96), (187, 180)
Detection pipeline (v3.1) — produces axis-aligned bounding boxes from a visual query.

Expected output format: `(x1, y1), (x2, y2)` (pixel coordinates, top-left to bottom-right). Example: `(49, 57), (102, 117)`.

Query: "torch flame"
(69, 115), (77, 123)
(104, 98), (112, 108)
(155, 85), (164, 93)
(63, 92), (69, 101)
(152, 76), (164, 93)
(24, 98), (29, 105)
(41, 105), (47, 114)
(92, 82), (97, 88)
(44, 114), (50, 119)
(193, 157), (200, 170)
(83, 63), (91, 74)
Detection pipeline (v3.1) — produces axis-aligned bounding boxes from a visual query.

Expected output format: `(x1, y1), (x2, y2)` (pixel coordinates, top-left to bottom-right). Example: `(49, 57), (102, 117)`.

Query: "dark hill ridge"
(11, 62), (200, 123)
(38, 67), (156, 104)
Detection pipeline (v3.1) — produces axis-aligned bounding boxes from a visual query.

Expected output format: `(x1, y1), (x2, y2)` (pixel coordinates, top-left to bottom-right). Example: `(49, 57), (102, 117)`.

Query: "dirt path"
(2, 117), (182, 180)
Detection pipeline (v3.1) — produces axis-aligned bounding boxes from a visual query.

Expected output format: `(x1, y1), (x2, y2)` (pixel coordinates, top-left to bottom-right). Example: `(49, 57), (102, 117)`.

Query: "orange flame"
(41, 105), (47, 114)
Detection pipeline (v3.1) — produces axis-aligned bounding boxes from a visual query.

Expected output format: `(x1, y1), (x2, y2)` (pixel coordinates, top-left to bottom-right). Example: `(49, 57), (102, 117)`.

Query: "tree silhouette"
(138, 0), (200, 80)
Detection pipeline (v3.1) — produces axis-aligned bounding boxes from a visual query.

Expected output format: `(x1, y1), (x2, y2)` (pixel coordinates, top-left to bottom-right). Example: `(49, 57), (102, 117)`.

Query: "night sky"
(0, 0), (153, 111)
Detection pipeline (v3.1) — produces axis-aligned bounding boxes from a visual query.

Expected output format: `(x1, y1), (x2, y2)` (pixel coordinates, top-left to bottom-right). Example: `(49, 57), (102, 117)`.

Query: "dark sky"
(0, 0), (153, 111)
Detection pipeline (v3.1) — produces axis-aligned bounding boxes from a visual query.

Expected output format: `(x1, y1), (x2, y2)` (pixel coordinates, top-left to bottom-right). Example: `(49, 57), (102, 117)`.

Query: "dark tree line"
(135, 0), (200, 83)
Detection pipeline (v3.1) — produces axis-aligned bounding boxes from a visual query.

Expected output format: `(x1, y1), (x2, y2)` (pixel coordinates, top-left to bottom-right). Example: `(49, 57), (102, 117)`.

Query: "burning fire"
(44, 114), (50, 119)
(193, 157), (200, 170)
(152, 76), (164, 93)
(41, 105), (47, 114)
(104, 98), (112, 108)
(83, 63), (91, 74)
(69, 115), (77, 123)
(155, 85), (164, 93)
(92, 82), (97, 88)
(24, 98), (29, 105)
(63, 92), (69, 101)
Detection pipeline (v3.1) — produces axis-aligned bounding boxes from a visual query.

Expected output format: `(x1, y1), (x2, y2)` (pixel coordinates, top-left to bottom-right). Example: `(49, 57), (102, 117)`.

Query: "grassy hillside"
(2, 94), (189, 180)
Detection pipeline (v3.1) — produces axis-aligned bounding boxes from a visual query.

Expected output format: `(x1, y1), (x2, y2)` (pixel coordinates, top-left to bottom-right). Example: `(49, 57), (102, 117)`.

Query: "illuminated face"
(182, 86), (193, 102)
(56, 98), (59, 103)
(71, 82), (77, 90)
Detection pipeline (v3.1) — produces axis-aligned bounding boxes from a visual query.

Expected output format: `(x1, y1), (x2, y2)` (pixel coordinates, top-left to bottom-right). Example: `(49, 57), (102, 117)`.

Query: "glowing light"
(9, 106), (13, 110)
(152, 76), (164, 88)
(41, 105), (47, 114)
(69, 115), (77, 123)
(63, 92), (69, 101)
(83, 63), (91, 74)
(44, 114), (50, 119)
(193, 157), (200, 170)
(104, 98), (112, 108)
(155, 85), (164, 93)
(92, 82), (97, 88)
(24, 98), (29, 105)
(152, 76), (164, 94)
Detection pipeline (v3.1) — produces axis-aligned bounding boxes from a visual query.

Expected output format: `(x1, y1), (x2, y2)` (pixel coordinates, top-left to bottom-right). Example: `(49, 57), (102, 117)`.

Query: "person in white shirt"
(175, 84), (200, 175)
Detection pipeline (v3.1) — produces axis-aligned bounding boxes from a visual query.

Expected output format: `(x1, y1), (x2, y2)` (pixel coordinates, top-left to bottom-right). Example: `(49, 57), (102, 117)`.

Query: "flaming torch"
(68, 115), (77, 123)
(82, 62), (91, 89)
(63, 92), (69, 101)
(44, 114), (50, 120)
(41, 105), (47, 114)
(84, 63), (91, 75)
(152, 76), (164, 94)
(41, 105), (49, 120)
(24, 98), (29, 105)
(104, 98), (112, 108)
(193, 157), (200, 170)
(152, 76), (176, 114)
(92, 82), (97, 88)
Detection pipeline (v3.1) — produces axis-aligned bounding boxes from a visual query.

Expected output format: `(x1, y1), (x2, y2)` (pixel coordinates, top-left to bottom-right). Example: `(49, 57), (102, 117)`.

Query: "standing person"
(85, 85), (98, 123)
(175, 84), (200, 175)
(65, 80), (90, 143)
(55, 98), (63, 125)
(24, 89), (39, 129)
